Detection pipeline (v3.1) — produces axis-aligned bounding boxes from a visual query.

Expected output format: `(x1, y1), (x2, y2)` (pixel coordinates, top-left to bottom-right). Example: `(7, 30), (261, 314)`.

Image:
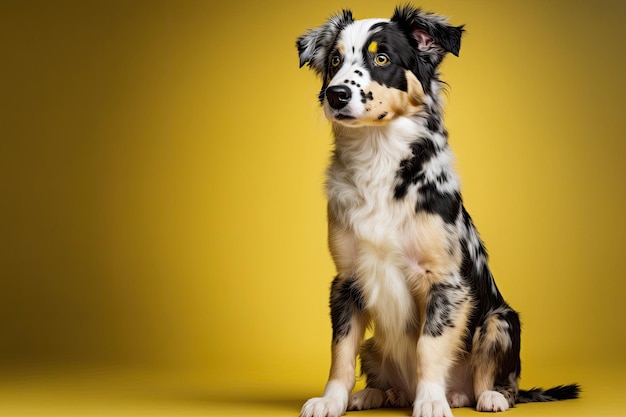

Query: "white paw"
(348, 388), (385, 410)
(414, 382), (454, 417)
(476, 391), (509, 412)
(413, 399), (454, 417)
(447, 390), (471, 408)
(300, 397), (346, 417)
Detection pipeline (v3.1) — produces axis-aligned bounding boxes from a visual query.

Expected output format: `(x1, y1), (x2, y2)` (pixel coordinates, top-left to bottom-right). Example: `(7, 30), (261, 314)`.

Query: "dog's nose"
(325, 85), (352, 109)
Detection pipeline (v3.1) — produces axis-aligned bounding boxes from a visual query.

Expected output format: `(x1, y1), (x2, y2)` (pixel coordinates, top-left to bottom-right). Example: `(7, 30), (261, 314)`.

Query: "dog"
(296, 5), (579, 417)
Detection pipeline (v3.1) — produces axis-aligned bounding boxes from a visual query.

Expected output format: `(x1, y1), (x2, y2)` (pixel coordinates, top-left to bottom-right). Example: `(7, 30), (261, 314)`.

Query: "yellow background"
(1, 0), (625, 416)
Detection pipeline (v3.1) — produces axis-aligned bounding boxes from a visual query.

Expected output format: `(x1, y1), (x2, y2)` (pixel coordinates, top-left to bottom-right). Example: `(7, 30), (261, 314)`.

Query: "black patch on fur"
(495, 308), (522, 383)
(395, 139), (462, 224)
(388, 6), (464, 94)
(413, 54), (437, 95)
(425, 114), (441, 132)
(460, 210), (499, 306)
(360, 89), (373, 103)
(370, 18), (436, 94)
(390, 6), (464, 58)
(330, 276), (365, 341)
(517, 384), (581, 403)
(394, 139), (438, 199)
(460, 208), (496, 344)
(416, 183), (461, 224)
(461, 265), (500, 337)
(424, 282), (463, 337)
(362, 23), (413, 92)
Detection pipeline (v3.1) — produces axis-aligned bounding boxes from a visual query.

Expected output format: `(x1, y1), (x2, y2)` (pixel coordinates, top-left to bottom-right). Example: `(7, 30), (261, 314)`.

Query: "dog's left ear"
(296, 10), (354, 75)
(391, 6), (464, 64)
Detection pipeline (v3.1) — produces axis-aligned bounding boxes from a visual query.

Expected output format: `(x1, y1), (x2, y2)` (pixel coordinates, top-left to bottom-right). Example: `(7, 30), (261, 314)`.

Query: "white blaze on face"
(323, 19), (386, 124)
(323, 18), (426, 127)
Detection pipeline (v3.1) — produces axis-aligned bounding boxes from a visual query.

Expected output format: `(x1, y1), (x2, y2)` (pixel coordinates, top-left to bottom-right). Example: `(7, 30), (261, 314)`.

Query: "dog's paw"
(447, 390), (471, 408)
(413, 399), (454, 417)
(385, 388), (411, 408)
(300, 397), (346, 417)
(414, 382), (454, 417)
(348, 388), (385, 410)
(476, 391), (509, 413)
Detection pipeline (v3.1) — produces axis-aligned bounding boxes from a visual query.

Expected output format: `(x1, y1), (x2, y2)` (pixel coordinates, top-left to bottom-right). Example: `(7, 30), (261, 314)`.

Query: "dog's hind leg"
(350, 338), (413, 410)
(470, 307), (521, 412)
(358, 339), (406, 409)
(300, 276), (367, 417)
(348, 388), (386, 410)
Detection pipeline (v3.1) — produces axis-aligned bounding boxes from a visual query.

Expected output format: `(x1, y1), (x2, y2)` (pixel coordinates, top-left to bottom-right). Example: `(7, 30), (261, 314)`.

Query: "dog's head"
(297, 6), (463, 127)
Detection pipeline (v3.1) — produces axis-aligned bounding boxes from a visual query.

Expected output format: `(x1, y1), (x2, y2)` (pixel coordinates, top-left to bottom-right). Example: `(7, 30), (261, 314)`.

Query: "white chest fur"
(326, 119), (437, 341)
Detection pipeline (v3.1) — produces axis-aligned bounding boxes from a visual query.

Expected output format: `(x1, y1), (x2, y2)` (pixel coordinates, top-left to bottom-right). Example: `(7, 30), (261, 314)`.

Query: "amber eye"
(330, 55), (341, 67)
(374, 53), (390, 66)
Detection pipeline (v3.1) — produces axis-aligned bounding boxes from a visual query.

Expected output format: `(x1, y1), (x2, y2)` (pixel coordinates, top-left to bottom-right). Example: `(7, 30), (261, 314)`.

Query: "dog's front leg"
(300, 276), (366, 417)
(413, 280), (470, 417)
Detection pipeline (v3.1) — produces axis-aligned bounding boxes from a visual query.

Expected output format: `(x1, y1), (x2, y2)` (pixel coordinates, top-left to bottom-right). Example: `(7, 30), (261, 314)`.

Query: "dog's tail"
(516, 384), (581, 403)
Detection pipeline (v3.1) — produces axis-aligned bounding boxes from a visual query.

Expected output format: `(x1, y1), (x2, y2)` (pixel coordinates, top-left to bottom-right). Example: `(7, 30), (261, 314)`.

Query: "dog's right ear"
(296, 10), (354, 75)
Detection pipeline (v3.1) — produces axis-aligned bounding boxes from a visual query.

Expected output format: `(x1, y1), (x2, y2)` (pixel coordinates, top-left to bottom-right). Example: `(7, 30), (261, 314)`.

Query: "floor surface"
(0, 366), (621, 417)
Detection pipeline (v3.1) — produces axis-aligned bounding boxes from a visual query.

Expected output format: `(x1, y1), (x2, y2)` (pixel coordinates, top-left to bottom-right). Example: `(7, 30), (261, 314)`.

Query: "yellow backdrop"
(1, 0), (625, 416)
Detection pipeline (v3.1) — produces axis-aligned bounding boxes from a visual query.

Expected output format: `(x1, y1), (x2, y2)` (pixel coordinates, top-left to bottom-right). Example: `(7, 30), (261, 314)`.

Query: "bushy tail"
(517, 384), (581, 403)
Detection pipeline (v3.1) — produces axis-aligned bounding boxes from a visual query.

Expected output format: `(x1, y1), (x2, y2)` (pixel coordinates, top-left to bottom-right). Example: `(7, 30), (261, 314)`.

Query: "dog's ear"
(391, 6), (464, 64)
(296, 10), (354, 75)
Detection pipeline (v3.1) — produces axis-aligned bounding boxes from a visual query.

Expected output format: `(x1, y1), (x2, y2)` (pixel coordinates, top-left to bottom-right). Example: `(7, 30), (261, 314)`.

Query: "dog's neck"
(327, 89), (458, 210)
(331, 113), (448, 160)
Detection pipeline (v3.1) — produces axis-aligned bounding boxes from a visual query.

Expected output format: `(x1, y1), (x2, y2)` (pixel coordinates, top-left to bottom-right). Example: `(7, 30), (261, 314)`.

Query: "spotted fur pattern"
(297, 6), (579, 417)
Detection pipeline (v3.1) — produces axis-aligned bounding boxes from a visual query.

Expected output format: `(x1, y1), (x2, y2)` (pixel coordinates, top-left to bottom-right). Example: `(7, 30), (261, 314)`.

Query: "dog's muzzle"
(326, 85), (352, 109)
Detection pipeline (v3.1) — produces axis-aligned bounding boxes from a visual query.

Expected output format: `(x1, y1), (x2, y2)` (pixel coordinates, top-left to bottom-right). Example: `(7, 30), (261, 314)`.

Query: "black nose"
(325, 85), (352, 109)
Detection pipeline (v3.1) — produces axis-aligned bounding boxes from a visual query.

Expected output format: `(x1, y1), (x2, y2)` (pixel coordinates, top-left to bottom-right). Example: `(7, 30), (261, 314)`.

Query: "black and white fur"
(296, 6), (579, 417)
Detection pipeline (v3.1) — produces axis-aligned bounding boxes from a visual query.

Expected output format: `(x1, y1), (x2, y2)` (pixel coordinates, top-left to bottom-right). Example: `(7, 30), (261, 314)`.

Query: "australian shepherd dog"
(296, 5), (579, 417)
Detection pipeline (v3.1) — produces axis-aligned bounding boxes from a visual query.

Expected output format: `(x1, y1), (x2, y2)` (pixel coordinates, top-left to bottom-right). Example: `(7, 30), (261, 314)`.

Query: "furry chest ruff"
(326, 122), (460, 338)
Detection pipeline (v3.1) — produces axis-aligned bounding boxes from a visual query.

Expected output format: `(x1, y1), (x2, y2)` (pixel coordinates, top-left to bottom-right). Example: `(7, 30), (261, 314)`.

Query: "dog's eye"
(374, 53), (390, 66)
(330, 55), (342, 68)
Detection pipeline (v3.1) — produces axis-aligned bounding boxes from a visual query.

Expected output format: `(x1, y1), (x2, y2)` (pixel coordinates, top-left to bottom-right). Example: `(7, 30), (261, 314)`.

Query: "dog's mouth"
(324, 105), (361, 125)
(334, 113), (356, 121)
(330, 112), (361, 127)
